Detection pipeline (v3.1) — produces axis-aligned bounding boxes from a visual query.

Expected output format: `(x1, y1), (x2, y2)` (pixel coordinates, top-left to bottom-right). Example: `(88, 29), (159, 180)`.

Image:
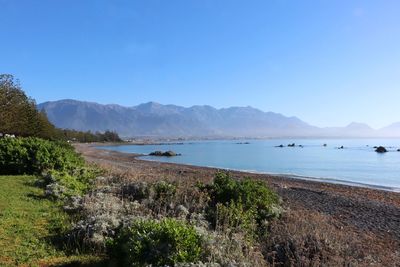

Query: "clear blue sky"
(1, 0), (400, 128)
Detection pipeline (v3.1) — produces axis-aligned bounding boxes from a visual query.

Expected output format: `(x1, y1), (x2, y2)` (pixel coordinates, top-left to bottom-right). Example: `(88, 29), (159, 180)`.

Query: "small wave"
(137, 156), (400, 193)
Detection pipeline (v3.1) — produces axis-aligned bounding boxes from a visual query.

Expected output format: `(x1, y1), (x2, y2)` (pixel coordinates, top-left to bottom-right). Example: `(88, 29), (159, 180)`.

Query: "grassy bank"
(0, 175), (101, 266)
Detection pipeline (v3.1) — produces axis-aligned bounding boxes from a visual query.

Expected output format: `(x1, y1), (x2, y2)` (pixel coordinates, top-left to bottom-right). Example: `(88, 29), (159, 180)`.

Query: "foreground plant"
(50, 167), (282, 266)
(0, 136), (84, 175)
(204, 172), (282, 228)
(108, 218), (203, 266)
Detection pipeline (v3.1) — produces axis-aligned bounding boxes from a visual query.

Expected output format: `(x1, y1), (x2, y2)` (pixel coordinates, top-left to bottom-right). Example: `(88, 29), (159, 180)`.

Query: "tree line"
(0, 74), (122, 142)
(59, 129), (122, 143)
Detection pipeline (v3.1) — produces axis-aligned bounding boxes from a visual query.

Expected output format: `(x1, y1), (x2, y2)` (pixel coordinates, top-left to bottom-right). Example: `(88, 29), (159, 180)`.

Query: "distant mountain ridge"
(38, 99), (400, 138)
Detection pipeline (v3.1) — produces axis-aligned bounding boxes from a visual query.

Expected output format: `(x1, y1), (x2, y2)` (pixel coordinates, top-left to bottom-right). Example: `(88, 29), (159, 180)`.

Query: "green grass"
(0, 175), (103, 267)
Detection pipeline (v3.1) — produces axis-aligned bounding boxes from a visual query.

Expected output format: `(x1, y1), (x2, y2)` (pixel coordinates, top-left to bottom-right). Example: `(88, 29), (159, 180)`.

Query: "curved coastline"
(138, 155), (400, 192)
(98, 144), (400, 193)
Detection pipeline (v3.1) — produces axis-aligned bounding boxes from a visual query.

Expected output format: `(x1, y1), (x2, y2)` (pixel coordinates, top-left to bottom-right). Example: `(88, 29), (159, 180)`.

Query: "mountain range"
(38, 99), (400, 138)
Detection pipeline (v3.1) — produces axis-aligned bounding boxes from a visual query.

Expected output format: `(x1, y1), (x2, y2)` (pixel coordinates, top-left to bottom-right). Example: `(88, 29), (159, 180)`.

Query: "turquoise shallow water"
(100, 139), (400, 191)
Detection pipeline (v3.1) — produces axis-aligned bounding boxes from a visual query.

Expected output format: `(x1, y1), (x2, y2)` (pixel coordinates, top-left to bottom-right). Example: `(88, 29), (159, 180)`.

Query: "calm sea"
(100, 139), (400, 191)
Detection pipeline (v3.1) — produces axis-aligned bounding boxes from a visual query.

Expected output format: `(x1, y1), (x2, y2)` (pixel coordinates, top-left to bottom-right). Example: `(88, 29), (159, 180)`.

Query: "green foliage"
(153, 180), (177, 199)
(0, 137), (97, 198)
(0, 137), (84, 175)
(216, 200), (258, 240)
(46, 167), (100, 197)
(109, 218), (203, 266)
(0, 74), (123, 142)
(57, 129), (123, 143)
(206, 172), (281, 223)
(0, 74), (59, 139)
(0, 175), (103, 266)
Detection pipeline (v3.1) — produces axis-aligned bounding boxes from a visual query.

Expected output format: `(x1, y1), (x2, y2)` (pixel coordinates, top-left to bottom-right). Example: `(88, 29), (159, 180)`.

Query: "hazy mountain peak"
(382, 122), (400, 129)
(346, 122), (373, 130)
(37, 99), (400, 138)
(139, 101), (161, 106)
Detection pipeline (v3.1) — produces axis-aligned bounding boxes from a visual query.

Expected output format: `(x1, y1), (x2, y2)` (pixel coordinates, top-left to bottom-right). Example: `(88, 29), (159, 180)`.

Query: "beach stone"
(164, 150), (177, 156)
(375, 146), (387, 153)
(149, 150), (163, 156)
(149, 150), (179, 156)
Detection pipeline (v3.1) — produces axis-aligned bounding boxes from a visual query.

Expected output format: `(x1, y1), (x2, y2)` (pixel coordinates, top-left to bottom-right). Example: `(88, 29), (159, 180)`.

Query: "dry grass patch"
(264, 208), (400, 266)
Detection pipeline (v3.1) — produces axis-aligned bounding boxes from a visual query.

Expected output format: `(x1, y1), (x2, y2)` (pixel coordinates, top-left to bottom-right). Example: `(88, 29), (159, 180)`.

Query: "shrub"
(0, 137), (84, 175)
(0, 137), (99, 198)
(121, 182), (150, 201)
(45, 167), (99, 197)
(205, 172), (281, 224)
(215, 200), (257, 241)
(109, 218), (203, 266)
(153, 180), (177, 200)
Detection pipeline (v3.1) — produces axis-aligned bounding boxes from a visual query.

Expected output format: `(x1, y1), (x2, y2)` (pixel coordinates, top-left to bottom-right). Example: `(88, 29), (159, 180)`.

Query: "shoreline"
(97, 142), (400, 193)
(82, 143), (400, 198)
(138, 155), (400, 193)
(74, 143), (400, 246)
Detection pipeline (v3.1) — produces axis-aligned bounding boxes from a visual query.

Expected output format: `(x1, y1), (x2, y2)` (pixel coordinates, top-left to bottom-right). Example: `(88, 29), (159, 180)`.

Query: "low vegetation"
(109, 219), (203, 266)
(65, 171), (282, 266)
(0, 137), (84, 175)
(204, 172), (281, 223)
(0, 137), (101, 198)
(0, 132), (284, 265)
(0, 175), (102, 266)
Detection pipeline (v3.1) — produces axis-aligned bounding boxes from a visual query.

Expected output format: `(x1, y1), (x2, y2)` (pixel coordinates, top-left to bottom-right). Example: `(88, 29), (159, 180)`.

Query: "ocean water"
(100, 139), (400, 191)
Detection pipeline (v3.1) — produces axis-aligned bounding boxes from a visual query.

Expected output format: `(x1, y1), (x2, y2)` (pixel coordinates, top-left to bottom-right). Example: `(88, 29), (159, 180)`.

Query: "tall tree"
(1, 74), (123, 142)
(0, 74), (57, 138)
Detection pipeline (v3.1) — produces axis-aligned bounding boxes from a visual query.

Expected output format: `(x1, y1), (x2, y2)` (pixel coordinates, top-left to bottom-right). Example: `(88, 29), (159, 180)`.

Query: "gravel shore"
(75, 143), (400, 263)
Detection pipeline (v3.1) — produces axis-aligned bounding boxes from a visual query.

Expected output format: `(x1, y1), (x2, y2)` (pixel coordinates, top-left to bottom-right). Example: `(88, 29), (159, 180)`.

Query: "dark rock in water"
(375, 146), (388, 153)
(164, 150), (179, 156)
(373, 146), (378, 149)
(149, 150), (180, 157)
(288, 143), (295, 147)
(397, 149), (400, 152)
(149, 151), (163, 156)
(323, 144), (327, 147)
(275, 144), (284, 148)
(236, 142), (250, 145)
(337, 146), (344, 149)
(299, 145), (304, 148)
